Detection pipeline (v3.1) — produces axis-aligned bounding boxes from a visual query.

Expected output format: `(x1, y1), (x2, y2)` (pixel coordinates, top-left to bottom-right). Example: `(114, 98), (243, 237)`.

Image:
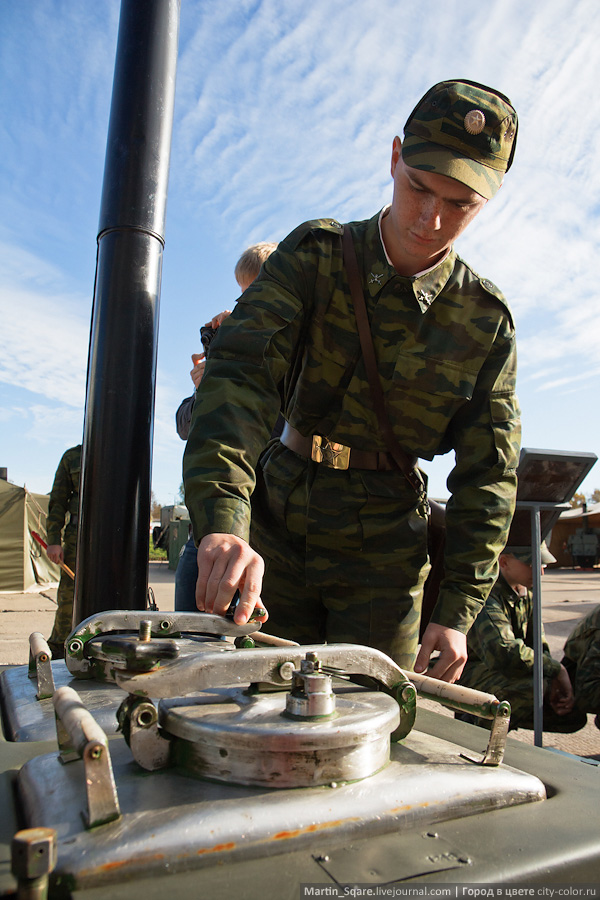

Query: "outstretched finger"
(233, 559), (266, 625)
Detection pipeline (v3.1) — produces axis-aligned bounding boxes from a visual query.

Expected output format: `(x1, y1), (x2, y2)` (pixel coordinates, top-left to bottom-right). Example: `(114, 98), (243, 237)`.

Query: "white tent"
(0, 479), (60, 592)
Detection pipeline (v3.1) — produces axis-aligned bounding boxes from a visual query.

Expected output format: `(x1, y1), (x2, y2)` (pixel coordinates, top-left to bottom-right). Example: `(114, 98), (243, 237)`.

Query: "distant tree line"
(570, 489), (600, 509)
(151, 491), (162, 521)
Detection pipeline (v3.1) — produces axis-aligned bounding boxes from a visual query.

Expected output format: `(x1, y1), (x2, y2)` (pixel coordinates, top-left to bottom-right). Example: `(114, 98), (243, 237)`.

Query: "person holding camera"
(174, 242), (278, 611)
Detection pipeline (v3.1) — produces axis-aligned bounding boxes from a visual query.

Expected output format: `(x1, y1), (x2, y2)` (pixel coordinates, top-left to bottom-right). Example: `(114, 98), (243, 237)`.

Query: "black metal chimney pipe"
(74, 0), (180, 622)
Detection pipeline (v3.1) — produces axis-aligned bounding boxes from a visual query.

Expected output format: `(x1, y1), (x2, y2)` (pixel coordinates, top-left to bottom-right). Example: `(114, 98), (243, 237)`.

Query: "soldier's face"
(501, 555), (545, 591)
(385, 137), (487, 275)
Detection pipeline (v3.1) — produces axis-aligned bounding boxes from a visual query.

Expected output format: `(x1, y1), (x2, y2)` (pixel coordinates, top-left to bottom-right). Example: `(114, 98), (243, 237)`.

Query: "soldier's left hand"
(190, 353), (206, 389)
(46, 544), (64, 565)
(549, 664), (575, 715)
(414, 624), (467, 683)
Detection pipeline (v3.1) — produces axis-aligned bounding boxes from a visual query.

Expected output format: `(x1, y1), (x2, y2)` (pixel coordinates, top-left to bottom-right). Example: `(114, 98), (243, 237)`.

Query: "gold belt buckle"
(311, 435), (351, 470)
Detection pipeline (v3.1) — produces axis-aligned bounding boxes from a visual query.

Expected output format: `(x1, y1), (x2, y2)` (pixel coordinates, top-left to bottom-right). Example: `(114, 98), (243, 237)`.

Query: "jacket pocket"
(390, 353), (478, 457)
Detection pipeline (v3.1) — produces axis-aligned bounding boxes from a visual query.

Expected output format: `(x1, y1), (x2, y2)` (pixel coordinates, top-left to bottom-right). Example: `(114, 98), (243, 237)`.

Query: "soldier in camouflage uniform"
(562, 605), (600, 729)
(183, 80), (521, 679)
(46, 444), (81, 658)
(459, 545), (587, 732)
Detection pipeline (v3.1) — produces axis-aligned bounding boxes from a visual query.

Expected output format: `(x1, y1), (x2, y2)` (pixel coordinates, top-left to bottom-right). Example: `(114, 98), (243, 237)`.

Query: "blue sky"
(2, 0), (600, 506)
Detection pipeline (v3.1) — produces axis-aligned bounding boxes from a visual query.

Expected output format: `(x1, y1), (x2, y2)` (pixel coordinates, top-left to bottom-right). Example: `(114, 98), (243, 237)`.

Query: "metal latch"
(54, 686), (121, 828)
(28, 632), (55, 700)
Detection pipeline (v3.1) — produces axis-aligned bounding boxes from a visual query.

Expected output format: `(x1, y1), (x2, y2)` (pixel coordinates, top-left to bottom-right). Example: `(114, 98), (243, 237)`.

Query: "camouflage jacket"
(462, 573), (561, 680)
(562, 604), (600, 711)
(46, 445), (81, 546)
(176, 396), (195, 441)
(184, 211), (520, 631)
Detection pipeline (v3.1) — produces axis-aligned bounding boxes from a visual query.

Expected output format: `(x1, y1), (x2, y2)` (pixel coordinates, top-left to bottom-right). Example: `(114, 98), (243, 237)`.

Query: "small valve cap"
(11, 827), (57, 880)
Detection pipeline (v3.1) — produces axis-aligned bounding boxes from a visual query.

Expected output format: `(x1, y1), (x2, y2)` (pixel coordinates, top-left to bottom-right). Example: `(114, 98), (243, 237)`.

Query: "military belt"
(280, 422), (403, 472)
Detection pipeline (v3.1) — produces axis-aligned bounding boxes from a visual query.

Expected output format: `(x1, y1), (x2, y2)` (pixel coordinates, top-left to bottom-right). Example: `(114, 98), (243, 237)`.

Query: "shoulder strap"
(341, 226), (424, 496)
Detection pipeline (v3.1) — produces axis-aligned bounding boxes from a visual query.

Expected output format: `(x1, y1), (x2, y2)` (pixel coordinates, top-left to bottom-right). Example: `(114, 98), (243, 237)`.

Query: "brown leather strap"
(280, 422), (399, 471)
(342, 226), (424, 496)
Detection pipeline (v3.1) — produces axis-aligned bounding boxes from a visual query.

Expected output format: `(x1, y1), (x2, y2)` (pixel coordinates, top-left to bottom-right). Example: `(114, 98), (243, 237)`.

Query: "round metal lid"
(158, 686), (399, 787)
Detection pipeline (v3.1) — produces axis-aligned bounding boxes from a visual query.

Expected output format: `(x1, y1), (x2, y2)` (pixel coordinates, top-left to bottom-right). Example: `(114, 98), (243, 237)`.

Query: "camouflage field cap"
(505, 542), (556, 566)
(402, 79), (518, 200)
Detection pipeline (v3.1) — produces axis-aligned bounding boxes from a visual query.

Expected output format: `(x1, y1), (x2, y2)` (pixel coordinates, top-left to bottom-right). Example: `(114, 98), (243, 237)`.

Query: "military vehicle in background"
(1, 1), (600, 897)
(152, 504), (190, 570)
(567, 528), (600, 569)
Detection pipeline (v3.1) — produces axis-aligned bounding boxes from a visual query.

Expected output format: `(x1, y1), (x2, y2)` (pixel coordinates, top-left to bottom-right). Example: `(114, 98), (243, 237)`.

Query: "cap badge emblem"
(464, 109), (486, 135)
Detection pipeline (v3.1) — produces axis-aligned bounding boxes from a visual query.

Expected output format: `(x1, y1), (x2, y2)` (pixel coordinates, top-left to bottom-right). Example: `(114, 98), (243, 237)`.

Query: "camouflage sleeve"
(46, 451), (75, 545)
(183, 241), (305, 543)
(176, 396), (195, 441)
(430, 317), (521, 633)
(467, 596), (562, 679)
(564, 606), (600, 712)
(574, 635), (600, 712)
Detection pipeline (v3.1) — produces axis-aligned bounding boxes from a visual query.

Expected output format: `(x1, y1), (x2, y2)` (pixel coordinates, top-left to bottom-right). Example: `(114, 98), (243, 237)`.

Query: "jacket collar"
(360, 208), (456, 312)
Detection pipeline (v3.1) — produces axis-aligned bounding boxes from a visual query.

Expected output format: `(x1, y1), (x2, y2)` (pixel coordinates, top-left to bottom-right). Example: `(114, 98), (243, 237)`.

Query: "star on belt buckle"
(311, 435), (351, 470)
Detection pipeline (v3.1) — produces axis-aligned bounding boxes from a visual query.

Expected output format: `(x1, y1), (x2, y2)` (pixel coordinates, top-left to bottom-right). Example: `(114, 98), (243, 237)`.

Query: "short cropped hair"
(234, 241), (278, 287)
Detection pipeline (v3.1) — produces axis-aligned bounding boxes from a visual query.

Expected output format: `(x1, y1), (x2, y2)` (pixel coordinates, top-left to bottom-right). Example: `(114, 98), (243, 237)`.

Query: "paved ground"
(1, 563), (599, 759)
(0, 561), (176, 667)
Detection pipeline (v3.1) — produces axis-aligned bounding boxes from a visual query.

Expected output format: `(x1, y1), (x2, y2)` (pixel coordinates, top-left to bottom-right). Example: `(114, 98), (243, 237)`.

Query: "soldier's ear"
(391, 136), (402, 178)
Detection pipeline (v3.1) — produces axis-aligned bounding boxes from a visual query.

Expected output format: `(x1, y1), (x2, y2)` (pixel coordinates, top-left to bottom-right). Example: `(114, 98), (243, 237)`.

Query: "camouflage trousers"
(460, 664), (587, 733)
(47, 526), (77, 657)
(563, 651), (600, 715)
(250, 442), (430, 671)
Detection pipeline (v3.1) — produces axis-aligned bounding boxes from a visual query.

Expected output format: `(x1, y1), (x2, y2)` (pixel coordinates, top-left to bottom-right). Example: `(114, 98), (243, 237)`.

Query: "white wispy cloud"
(0, 245), (89, 408)
(175, 0), (600, 272)
(180, 0), (600, 383)
(3, 0), (600, 500)
(24, 405), (85, 445)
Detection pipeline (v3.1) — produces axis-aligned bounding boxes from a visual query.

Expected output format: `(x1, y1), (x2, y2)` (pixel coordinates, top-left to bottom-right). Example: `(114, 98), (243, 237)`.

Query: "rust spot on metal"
(82, 843), (238, 878)
(93, 853), (165, 873)
(196, 842), (236, 855)
(272, 819), (354, 840)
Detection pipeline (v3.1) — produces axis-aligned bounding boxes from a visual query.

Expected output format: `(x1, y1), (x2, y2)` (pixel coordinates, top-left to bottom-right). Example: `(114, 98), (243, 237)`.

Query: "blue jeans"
(174, 535), (199, 612)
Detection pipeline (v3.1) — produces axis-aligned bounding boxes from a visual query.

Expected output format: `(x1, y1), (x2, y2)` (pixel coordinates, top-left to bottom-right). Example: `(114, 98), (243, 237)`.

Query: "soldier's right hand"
(195, 533), (267, 626)
(46, 544), (64, 565)
(414, 623), (467, 683)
